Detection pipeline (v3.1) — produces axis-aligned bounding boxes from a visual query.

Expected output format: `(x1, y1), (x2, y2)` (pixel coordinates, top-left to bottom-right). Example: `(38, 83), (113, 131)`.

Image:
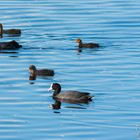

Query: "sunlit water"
(0, 0), (140, 139)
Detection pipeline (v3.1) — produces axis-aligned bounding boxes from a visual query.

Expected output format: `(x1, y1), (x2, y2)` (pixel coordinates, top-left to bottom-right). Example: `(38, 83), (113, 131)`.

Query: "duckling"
(0, 23), (21, 36)
(29, 65), (55, 77)
(75, 38), (99, 48)
(48, 83), (93, 104)
(0, 40), (22, 50)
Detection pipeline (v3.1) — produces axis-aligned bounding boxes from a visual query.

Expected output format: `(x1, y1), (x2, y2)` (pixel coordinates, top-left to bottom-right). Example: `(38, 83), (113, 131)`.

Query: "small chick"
(0, 23), (21, 35)
(75, 38), (99, 48)
(29, 65), (55, 76)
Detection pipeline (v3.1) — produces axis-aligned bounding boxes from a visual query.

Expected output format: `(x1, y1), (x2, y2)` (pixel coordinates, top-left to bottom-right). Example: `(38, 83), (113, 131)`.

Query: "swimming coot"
(0, 23), (21, 35)
(0, 40), (22, 50)
(29, 65), (55, 76)
(48, 83), (93, 103)
(75, 38), (99, 48)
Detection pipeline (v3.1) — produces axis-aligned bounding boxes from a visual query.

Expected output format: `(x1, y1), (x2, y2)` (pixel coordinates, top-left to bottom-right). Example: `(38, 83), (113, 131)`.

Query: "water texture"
(0, 0), (140, 139)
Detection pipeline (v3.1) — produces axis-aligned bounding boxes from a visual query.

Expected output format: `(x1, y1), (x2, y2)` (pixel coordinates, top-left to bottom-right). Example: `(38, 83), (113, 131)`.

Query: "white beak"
(48, 84), (53, 91)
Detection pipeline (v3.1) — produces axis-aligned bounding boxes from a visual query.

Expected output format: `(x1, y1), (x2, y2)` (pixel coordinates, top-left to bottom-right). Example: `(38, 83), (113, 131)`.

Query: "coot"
(48, 83), (93, 103)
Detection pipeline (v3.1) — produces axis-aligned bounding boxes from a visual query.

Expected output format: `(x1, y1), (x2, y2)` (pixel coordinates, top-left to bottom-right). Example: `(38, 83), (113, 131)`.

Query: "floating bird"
(48, 83), (93, 103)
(75, 38), (99, 48)
(0, 23), (21, 36)
(29, 65), (55, 77)
(0, 40), (22, 50)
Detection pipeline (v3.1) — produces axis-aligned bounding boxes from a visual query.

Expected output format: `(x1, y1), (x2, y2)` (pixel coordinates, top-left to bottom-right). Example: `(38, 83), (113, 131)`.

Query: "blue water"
(0, 0), (140, 139)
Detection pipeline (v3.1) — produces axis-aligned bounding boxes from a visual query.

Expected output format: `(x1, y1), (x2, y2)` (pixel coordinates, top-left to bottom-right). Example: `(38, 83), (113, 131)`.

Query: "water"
(0, 0), (140, 139)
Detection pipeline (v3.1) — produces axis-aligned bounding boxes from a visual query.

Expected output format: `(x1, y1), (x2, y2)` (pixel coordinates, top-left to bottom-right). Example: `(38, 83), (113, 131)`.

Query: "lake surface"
(0, 0), (140, 139)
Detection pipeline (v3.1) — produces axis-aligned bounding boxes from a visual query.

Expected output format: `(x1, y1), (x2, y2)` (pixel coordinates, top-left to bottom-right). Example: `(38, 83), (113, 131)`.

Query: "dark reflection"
(77, 48), (83, 53)
(50, 98), (90, 112)
(1, 34), (21, 38)
(0, 51), (18, 57)
(29, 74), (36, 84)
(9, 55), (18, 58)
(76, 47), (100, 54)
(65, 106), (86, 109)
(29, 74), (53, 85)
(51, 100), (61, 110)
(29, 74), (53, 81)
(23, 47), (49, 50)
(49, 100), (61, 113)
(4, 34), (21, 37)
(29, 74), (36, 80)
(38, 76), (54, 80)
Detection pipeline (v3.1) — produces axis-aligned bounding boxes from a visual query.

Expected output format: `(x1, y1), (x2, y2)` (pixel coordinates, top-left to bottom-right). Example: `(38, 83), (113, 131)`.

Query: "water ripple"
(0, 0), (140, 139)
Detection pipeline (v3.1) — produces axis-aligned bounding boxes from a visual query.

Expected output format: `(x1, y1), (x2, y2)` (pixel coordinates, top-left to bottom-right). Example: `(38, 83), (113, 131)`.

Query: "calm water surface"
(0, 0), (140, 139)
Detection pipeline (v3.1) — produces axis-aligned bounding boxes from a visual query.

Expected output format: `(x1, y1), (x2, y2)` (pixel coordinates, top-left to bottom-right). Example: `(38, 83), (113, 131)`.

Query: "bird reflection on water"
(50, 99), (90, 114)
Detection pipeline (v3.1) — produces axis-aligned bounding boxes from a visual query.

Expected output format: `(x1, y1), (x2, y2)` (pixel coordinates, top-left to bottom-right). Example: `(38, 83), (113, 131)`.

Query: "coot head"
(48, 83), (62, 97)
(75, 38), (82, 44)
(29, 65), (37, 74)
